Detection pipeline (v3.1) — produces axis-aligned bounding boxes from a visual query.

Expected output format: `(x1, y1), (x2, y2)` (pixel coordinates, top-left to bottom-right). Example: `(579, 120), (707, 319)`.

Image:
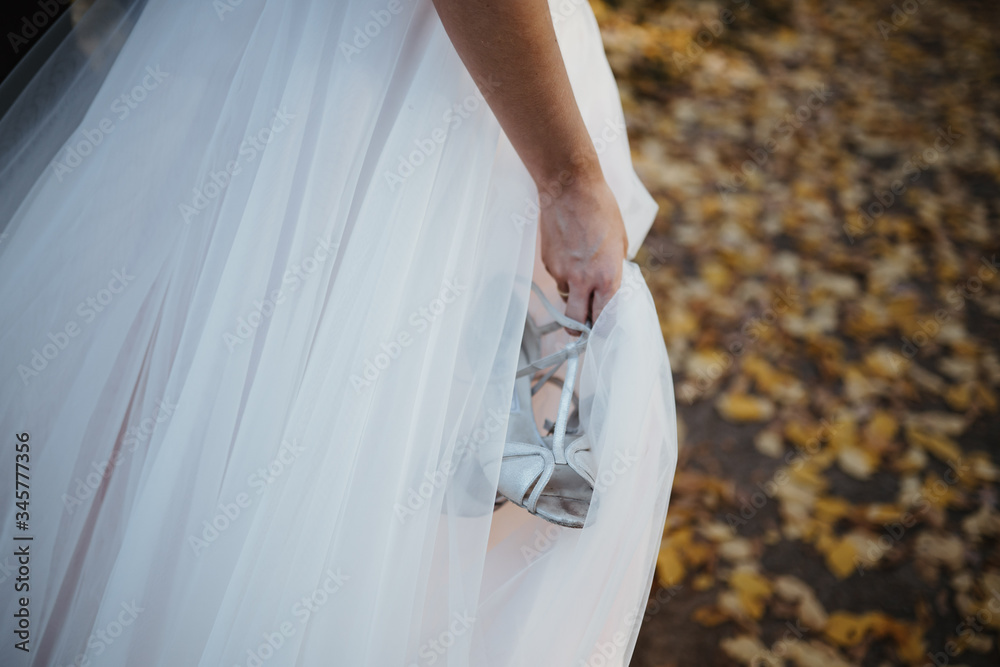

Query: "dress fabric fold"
(0, 1), (678, 665)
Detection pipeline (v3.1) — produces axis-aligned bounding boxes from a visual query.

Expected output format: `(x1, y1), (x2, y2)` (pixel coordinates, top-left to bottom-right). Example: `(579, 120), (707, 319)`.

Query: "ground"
(593, 0), (1000, 664)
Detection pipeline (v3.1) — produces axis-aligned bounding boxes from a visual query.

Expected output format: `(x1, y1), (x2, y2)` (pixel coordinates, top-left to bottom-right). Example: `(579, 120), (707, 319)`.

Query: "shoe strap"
(515, 283), (591, 379)
(501, 441), (555, 512)
(530, 282), (591, 335)
(516, 346), (580, 379)
(550, 346), (580, 464)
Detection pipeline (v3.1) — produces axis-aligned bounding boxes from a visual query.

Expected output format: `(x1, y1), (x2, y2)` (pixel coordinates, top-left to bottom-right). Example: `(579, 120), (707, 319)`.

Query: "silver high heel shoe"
(496, 284), (597, 529)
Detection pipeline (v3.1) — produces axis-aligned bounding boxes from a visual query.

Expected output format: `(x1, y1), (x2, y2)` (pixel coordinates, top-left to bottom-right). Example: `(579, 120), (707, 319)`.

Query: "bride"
(0, 0), (678, 665)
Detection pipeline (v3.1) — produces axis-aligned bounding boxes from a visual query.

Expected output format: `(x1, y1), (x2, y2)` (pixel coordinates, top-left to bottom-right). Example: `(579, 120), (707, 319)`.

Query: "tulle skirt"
(0, 0), (678, 665)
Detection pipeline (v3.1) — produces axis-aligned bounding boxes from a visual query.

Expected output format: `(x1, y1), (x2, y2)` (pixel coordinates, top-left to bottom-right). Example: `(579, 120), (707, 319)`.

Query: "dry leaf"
(717, 393), (776, 422)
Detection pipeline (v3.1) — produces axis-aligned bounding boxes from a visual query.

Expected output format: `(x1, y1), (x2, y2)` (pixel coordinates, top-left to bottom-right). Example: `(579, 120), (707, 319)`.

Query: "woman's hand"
(431, 0), (629, 328)
(538, 173), (628, 330)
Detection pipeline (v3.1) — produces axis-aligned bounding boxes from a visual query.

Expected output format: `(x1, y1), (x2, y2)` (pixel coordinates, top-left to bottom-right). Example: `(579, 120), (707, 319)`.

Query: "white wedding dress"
(0, 1), (678, 665)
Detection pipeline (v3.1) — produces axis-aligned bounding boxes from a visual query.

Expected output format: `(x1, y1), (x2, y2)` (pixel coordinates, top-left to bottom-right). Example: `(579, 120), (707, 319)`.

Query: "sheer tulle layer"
(0, 1), (676, 665)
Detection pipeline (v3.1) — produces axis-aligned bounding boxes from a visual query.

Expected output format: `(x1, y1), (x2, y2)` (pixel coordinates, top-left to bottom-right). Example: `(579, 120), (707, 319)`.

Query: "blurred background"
(591, 0), (1000, 665)
(3, 0), (998, 665)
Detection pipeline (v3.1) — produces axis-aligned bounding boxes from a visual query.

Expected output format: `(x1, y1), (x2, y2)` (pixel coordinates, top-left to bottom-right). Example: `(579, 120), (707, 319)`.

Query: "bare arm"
(432, 0), (628, 327)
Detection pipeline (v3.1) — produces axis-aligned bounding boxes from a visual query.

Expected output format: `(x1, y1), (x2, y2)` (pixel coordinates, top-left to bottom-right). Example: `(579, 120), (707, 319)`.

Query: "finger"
(591, 268), (622, 325)
(563, 284), (592, 336)
(591, 285), (613, 326)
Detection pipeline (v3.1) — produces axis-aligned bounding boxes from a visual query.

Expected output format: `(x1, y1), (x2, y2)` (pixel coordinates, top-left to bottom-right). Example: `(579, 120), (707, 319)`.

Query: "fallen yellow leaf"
(905, 427), (963, 465)
(656, 545), (685, 587)
(717, 393), (776, 423)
